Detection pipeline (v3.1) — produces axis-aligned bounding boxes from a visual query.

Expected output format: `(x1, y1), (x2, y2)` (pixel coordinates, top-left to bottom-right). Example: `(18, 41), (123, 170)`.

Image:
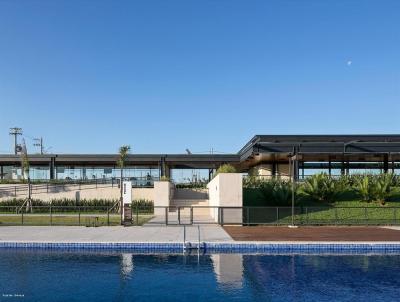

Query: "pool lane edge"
(1, 241), (400, 254)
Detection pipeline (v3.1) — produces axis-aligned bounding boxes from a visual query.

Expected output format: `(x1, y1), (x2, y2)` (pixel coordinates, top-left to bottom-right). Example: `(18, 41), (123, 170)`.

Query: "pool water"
(0, 250), (399, 302)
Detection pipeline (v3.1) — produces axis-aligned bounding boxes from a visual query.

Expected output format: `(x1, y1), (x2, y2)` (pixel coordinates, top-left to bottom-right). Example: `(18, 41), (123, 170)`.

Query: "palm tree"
(20, 141), (32, 212)
(117, 145), (131, 221)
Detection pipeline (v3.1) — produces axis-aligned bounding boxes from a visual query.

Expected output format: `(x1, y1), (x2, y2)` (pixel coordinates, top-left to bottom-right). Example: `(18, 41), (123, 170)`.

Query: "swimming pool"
(0, 250), (399, 302)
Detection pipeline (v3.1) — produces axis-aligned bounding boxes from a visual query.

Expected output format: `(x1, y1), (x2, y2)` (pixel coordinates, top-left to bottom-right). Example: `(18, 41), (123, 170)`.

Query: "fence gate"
(167, 207), (192, 225)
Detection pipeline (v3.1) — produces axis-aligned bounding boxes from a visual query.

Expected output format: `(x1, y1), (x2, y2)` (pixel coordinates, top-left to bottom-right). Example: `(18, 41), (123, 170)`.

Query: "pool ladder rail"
(183, 225), (205, 252)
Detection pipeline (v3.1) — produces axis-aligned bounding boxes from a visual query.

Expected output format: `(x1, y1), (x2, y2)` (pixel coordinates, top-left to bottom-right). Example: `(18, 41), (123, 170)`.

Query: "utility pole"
(9, 127), (23, 155)
(33, 137), (43, 154)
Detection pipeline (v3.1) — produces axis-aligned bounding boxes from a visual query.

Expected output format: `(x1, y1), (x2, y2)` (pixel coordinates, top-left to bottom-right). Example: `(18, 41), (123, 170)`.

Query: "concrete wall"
(207, 173), (243, 223)
(132, 188), (154, 201)
(153, 181), (173, 215)
(0, 183), (154, 202)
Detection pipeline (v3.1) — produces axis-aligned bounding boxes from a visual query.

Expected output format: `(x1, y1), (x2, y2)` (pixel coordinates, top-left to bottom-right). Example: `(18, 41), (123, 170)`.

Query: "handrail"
(108, 201), (120, 213)
(17, 198), (29, 214)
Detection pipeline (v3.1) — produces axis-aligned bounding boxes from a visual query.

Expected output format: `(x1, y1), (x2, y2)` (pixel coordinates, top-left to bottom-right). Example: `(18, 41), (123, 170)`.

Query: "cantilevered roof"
(238, 134), (400, 162)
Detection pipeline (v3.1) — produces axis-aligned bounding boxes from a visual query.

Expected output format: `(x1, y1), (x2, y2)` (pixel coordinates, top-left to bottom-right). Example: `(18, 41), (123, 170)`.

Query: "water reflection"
(120, 253), (134, 277)
(211, 254), (243, 288)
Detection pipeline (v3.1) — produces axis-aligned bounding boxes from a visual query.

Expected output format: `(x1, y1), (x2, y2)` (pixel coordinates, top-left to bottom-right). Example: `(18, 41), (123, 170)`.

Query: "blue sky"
(0, 0), (399, 154)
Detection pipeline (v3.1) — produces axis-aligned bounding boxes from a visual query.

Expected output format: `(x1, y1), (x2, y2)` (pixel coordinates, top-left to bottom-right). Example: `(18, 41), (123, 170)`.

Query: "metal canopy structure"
(239, 135), (400, 177)
(1, 134), (400, 180)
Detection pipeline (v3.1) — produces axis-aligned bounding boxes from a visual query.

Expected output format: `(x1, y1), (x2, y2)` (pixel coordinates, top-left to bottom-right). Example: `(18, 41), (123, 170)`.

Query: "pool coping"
(1, 241), (400, 254)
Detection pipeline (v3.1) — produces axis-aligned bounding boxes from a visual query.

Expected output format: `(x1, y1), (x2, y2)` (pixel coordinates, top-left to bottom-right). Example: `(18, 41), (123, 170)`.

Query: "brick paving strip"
(223, 226), (400, 242)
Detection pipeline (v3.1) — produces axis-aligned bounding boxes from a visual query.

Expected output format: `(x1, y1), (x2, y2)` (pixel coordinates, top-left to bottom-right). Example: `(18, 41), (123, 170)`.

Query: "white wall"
(153, 181), (173, 215)
(207, 173), (243, 223)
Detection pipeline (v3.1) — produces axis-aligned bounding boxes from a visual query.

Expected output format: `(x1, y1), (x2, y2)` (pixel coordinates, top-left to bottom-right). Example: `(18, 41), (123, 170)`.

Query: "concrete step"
(171, 199), (209, 207)
(168, 207), (211, 215)
(173, 188), (208, 200)
(169, 200), (210, 215)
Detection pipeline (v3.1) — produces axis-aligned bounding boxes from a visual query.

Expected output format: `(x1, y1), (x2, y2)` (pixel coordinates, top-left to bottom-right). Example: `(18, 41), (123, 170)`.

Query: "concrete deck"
(0, 225), (233, 243)
(1, 226), (400, 246)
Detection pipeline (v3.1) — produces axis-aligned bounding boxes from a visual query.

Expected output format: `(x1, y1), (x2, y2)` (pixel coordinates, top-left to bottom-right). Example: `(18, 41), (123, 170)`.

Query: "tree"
(20, 141), (32, 212)
(117, 145), (131, 221)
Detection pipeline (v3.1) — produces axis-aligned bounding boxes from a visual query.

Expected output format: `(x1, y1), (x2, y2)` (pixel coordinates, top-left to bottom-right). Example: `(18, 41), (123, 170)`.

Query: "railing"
(0, 205), (399, 226)
(225, 206), (400, 226)
(0, 177), (159, 198)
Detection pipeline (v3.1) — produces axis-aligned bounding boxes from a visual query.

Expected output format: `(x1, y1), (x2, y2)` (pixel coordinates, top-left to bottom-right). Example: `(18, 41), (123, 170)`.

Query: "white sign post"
(122, 181), (132, 224)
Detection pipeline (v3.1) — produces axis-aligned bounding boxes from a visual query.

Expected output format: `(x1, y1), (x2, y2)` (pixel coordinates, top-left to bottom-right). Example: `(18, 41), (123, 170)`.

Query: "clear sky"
(0, 0), (399, 154)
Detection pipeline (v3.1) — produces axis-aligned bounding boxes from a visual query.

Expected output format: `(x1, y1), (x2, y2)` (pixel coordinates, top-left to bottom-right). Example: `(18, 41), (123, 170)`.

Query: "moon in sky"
(347, 60), (352, 66)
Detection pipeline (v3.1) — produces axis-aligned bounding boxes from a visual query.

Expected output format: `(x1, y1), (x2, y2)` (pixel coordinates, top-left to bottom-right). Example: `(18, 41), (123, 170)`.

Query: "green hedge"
(0, 198), (154, 214)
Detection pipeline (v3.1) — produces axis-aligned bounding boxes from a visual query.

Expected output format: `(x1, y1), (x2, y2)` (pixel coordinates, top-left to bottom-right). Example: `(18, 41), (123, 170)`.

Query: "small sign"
(122, 181), (132, 205)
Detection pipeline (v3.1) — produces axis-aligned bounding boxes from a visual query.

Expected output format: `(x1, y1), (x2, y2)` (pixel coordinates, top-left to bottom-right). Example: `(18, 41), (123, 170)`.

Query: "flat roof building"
(1, 134), (400, 182)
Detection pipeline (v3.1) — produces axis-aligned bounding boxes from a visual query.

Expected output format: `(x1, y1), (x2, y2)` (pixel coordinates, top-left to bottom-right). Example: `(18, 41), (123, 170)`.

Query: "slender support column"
(341, 156), (345, 176)
(328, 159), (332, 176)
(208, 169), (213, 181)
(50, 157), (55, 180)
(383, 154), (389, 173)
(272, 162), (277, 177)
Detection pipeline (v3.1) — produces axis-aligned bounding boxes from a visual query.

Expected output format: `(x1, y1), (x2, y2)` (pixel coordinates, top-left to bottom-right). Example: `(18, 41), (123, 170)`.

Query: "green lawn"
(0, 214), (154, 226)
(243, 206), (400, 225)
(243, 188), (400, 225)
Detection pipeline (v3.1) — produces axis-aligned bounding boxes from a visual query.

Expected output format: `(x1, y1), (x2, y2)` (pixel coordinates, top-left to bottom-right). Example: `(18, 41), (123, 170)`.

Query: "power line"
(33, 137), (44, 155)
(9, 127), (23, 155)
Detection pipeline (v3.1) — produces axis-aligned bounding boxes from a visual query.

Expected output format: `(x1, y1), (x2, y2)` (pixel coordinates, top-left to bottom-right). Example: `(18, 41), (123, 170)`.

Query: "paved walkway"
(0, 225), (233, 243)
(2, 226), (400, 244)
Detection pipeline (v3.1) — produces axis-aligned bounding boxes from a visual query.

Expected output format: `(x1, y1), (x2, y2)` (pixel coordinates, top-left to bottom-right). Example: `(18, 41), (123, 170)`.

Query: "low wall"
(207, 173), (243, 224)
(153, 181), (173, 215)
(0, 184), (154, 202)
(132, 188), (154, 201)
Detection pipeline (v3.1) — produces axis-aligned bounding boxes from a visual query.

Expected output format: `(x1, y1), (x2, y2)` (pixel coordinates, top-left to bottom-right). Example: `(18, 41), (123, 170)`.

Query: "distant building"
(1, 134), (399, 182)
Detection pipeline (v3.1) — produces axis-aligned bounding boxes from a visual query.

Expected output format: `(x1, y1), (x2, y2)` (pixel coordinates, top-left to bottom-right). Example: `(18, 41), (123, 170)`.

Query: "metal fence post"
(21, 211), (23, 225)
(306, 207), (309, 225)
(221, 207), (224, 226)
(335, 207), (338, 225)
(178, 207), (181, 225)
(136, 204), (139, 226)
(14, 186), (16, 197)
(46, 183), (49, 193)
(365, 207), (368, 225)
(50, 204), (52, 226)
(165, 207), (168, 225)
(190, 207), (193, 225)
(276, 207), (279, 226)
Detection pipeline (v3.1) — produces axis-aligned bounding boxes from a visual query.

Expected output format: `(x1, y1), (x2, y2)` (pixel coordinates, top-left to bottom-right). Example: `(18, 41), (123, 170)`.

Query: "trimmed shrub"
(215, 164), (237, 174)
